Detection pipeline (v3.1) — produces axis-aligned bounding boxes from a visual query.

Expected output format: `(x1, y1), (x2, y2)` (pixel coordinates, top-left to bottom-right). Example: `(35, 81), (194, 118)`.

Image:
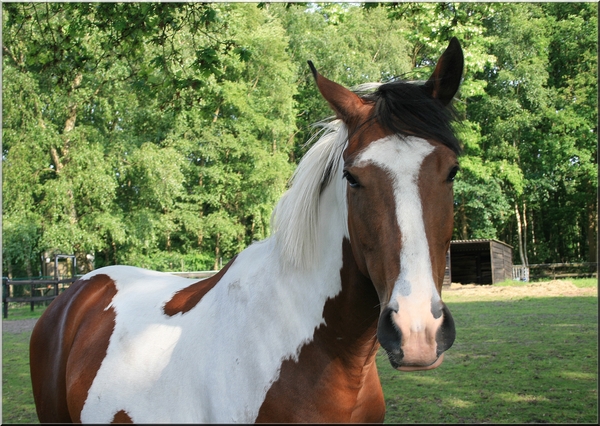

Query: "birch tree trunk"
(522, 201), (529, 266)
(514, 202), (528, 267)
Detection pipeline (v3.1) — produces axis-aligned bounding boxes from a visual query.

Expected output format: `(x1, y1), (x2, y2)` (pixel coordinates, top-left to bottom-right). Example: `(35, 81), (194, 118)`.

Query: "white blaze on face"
(354, 135), (442, 334)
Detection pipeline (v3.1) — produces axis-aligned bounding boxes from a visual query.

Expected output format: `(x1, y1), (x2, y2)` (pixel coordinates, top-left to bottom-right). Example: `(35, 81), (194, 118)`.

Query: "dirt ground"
(444, 279), (597, 301)
(2, 318), (39, 334)
(2, 281), (596, 335)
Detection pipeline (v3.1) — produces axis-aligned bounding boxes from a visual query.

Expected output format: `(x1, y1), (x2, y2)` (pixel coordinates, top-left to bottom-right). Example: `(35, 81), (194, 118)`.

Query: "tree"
(382, 2), (597, 263)
(273, 3), (413, 161)
(3, 3), (596, 278)
(2, 3), (297, 274)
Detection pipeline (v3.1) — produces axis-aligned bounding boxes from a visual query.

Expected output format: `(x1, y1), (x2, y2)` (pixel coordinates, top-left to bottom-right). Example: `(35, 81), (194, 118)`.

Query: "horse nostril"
(377, 305), (402, 361)
(435, 303), (456, 356)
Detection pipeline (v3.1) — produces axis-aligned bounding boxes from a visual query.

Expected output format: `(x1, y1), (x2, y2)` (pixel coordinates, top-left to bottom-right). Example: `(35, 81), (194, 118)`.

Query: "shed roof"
(451, 239), (513, 249)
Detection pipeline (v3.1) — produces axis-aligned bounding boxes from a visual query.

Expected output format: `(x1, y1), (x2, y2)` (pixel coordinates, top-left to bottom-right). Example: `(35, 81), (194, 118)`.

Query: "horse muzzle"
(377, 300), (455, 371)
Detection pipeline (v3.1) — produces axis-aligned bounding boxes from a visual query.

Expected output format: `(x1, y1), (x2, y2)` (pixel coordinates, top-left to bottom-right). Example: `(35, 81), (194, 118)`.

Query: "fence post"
(30, 281), (35, 312)
(2, 277), (8, 319)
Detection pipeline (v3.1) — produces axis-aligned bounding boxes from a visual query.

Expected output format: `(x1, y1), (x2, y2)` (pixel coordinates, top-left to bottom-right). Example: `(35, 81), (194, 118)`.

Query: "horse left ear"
(424, 37), (464, 106)
(308, 61), (365, 124)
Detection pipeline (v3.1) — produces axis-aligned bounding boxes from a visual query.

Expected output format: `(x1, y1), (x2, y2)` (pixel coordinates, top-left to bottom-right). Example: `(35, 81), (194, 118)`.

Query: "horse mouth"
(386, 352), (445, 372)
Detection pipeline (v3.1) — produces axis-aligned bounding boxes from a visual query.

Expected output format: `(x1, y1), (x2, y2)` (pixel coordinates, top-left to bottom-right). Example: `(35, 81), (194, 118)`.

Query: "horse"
(30, 37), (464, 423)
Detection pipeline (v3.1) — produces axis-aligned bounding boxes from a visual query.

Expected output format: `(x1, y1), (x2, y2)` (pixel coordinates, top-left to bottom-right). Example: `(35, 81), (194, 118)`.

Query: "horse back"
(30, 273), (119, 423)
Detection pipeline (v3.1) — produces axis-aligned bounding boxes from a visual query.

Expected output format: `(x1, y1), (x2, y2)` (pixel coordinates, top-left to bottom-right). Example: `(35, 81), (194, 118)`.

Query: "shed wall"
(443, 249), (451, 287)
(490, 241), (513, 283)
(449, 240), (513, 285)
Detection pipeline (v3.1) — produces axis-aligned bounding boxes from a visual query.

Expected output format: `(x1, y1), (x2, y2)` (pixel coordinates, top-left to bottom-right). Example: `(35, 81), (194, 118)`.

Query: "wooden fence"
(512, 262), (597, 282)
(9, 264), (590, 317)
(2, 277), (78, 318)
(170, 271), (217, 279)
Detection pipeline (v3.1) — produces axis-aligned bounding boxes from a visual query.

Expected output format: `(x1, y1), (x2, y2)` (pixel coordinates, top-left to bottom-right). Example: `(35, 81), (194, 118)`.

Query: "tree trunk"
(213, 232), (220, 271)
(459, 200), (468, 239)
(522, 201), (529, 266)
(588, 200), (598, 263)
(25, 258), (33, 278)
(530, 209), (537, 259)
(514, 202), (528, 267)
(112, 241), (118, 265)
(48, 72), (83, 226)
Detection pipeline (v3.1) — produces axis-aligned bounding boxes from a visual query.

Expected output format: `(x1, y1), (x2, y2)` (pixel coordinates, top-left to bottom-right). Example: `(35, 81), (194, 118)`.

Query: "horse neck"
(257, 236), (383, 422)
(320, 237), (381, 368)
(270, 132), (379, 369)
(283, 179), (380, 371)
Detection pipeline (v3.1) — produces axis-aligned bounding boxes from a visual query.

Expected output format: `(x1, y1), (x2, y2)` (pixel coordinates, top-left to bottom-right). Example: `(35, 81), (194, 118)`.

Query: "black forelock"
(359, 80), (462, 155)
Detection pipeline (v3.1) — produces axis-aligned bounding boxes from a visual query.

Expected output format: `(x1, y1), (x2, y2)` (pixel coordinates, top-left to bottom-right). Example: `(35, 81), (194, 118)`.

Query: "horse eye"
(343, 170), (360, 188)
(447, 166), (459, 182)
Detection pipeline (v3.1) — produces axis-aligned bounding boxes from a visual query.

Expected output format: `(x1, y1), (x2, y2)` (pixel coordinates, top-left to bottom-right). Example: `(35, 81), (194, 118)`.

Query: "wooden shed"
(443, 249), (452, 287)
(448, 239), (513, 285)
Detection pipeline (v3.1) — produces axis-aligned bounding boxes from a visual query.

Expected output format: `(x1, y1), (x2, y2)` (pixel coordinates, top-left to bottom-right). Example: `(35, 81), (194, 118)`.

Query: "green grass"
(2, 304), (49, 321)
(2, 332), (39, 424)
(2, 281), (597, 423)
(569, 277), (598, 288)
(2, 304), (47, 424)
(379, 295), (598, 423)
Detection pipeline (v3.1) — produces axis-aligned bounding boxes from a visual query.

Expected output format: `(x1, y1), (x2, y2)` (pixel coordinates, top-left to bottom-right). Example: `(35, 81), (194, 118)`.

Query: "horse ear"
(424, 37), (464, 106)
(308, 61), (364, 123)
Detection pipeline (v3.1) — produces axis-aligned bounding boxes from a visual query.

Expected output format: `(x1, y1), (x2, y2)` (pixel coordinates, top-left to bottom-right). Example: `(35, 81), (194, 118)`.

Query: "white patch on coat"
(80, 129), (349, 423)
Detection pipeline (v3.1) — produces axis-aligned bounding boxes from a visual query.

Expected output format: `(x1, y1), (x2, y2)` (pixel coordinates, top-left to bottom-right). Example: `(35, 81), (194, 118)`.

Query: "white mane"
(270, 120), (349, 271)
(352, 82), (383, 94)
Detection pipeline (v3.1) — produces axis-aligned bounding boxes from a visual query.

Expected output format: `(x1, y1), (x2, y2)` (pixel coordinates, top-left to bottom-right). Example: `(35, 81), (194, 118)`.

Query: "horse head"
(310, 38), (463, 371)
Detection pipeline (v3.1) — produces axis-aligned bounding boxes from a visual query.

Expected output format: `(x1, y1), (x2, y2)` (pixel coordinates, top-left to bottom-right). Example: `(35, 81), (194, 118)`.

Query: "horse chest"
(256, 341), (385, 423)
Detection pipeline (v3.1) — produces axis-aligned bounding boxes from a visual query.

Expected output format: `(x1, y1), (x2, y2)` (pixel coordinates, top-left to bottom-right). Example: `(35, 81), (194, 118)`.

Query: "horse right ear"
(308, 61), (366, 124)
(423, 37), (464, 106)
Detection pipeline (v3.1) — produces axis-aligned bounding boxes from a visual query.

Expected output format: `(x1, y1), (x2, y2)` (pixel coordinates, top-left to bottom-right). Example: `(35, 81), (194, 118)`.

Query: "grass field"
(2, 279), (597, 423)
(3, 331), (39, 424)
(378, 290), (598, 423)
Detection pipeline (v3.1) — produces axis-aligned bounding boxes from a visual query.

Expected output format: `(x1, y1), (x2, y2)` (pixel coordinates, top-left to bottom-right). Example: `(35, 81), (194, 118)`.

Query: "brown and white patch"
(30, 274), (118, 423)
(163, 256), (237, 316)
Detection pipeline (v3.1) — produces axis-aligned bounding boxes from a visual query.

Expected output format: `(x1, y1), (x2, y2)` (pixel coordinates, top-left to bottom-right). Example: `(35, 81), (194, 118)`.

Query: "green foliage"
(383, 2), (597, 263)
(2, 216), (43, 278)
(2, 3), (296, 273)
(274, 3), (413, 160)
(2, 3), (597, 275)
